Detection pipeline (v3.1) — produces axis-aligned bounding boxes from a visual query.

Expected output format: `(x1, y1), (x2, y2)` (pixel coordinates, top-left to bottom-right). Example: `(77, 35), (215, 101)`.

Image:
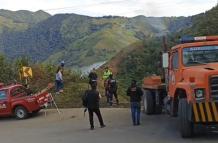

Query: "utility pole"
(162, 36), (168, 53)
(162, 36), (168, 89)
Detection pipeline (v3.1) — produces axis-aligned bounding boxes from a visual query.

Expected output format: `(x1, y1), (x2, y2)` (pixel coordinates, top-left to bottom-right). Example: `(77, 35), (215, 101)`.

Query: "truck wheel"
(178, 99), (194, 138)
(155, 91), (163, 114)
(14, 106), (28, 120)
(170, 99), (178, 117)
(143, 90), (155, 114)
(155, 105), (162, 114)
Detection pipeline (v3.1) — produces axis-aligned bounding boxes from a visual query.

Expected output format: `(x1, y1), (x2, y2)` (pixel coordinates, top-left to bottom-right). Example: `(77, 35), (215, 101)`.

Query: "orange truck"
(143, 36), (218, 137)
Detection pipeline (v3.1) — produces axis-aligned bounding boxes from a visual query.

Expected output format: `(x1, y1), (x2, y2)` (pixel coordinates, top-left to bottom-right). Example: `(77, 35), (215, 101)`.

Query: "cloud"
(0, 0), (217, 17)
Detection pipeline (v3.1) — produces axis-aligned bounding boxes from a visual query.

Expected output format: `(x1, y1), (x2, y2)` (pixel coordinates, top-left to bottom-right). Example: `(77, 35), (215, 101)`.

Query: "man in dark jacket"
(83, 83), (105, 130)
(88, 68), (98, 86)
(107, 74), (119, 106)
(127, 80), (143, 126)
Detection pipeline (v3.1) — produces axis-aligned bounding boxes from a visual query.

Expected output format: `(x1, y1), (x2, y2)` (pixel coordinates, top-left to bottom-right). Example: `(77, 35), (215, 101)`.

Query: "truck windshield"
(183, 45), (218, 66)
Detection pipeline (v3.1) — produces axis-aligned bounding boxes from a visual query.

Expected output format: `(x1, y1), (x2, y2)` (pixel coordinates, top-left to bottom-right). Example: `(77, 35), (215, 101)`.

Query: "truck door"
(169, 50), (180, 97)
(0, 90), (10, 115)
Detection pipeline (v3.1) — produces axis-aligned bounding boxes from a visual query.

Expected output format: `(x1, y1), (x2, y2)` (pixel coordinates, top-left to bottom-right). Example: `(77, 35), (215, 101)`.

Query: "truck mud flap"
(192, 102), (218, 123)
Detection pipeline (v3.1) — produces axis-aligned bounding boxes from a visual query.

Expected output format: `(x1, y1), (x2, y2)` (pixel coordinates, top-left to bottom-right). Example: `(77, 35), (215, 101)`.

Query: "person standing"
(127, 80), (143, 126)
(88, 68), (98, 86)
(55, 66), (64, 94)
(102, 67), (112, 80)
(102, 67), (112, 103)
(107, 74), (119, 106)
(82, 83), (106, 130)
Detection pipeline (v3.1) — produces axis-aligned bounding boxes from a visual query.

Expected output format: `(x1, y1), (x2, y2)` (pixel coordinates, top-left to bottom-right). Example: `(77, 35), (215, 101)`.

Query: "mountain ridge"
(0, 9), (194, 69)
(0, 9), (51, 24)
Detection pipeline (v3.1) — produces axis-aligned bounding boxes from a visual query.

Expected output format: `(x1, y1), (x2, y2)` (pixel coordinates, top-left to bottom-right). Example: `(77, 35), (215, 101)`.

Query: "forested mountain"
(0, 10), (193, 68)
(0, 4), (217, 72)
(179, 6), (218, 36)
(0, 9), (50, 34)
(0, 9), (50, 24)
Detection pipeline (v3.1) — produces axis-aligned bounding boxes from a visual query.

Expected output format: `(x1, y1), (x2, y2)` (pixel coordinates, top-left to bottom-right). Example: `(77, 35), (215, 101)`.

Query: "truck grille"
(210, 76), (218, 99)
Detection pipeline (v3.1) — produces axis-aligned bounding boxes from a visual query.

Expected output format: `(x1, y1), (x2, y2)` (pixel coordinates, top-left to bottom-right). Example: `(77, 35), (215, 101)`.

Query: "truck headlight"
(195, 89), (204, 99)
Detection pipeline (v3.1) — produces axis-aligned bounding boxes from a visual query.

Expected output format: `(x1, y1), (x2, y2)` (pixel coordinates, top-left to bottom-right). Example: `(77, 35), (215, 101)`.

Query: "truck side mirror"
(162, 53), (169, 68)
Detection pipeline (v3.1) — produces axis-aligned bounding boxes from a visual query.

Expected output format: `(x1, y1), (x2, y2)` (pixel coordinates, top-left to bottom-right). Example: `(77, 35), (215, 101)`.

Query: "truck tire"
(170, 99), (178, 117)
(14, 106), (28, 120)
(178, 99), (193, 138)
(143, 90), (155, 114)
(155, 105), (162, 114)
(155, 91), (163, 114)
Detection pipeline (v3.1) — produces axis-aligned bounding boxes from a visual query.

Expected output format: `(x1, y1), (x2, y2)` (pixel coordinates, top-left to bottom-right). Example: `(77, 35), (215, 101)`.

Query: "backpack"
(82, 90), (88, 107)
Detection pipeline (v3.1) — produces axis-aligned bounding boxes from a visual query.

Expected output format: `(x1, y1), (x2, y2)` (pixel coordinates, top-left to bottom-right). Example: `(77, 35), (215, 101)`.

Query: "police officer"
(102, 67), (112, 80)
(107, 74), (119, 106)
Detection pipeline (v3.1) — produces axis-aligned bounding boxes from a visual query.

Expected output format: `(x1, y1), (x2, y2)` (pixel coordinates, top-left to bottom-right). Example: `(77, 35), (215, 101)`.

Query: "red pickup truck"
(0, 83), (52, 119)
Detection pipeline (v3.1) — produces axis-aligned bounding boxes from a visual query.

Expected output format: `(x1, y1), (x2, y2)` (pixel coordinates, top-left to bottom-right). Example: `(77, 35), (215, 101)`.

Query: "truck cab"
(0, 84), (50, 119)
(169, 36), (218, 101)
(143, 36), (218, 138)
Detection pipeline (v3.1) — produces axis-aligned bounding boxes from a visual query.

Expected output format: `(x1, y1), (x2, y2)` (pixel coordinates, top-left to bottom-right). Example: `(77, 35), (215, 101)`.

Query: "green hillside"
(0, 9), (50, 35)
(0, 16), (28, 33)
(0, 9), (51, 24)
(0, 13), (191, 69)
(178, 6), (218, 36)
(45, 17), (140, 68)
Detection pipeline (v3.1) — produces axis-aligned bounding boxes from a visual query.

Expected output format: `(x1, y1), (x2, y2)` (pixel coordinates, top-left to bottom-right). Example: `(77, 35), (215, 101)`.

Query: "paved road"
(0, 108), (218, 143)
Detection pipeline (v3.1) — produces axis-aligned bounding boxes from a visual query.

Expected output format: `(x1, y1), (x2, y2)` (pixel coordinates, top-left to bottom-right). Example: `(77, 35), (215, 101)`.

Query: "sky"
(0, 0), (217, 17)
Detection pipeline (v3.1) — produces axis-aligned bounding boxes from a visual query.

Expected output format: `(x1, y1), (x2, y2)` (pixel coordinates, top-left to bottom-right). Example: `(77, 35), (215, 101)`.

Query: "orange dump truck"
(143, 36), (218, 137)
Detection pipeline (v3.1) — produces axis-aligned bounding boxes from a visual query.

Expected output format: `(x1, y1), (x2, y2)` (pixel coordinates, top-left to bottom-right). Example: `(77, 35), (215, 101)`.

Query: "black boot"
(101, 124), (106, 128)
(116, 99), (119, 105)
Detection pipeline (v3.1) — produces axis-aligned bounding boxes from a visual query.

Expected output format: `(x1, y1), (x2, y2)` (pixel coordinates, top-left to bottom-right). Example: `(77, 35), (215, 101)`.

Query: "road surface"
(0, 108), (218, 143)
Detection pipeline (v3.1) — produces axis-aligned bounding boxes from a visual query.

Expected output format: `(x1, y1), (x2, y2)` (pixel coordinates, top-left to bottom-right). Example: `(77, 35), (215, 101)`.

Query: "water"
(80, 61), (106, 76)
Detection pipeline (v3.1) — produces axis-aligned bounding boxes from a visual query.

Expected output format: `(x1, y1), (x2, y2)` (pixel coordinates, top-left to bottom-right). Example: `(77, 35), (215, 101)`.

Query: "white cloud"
(0, 0), (217, 17)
